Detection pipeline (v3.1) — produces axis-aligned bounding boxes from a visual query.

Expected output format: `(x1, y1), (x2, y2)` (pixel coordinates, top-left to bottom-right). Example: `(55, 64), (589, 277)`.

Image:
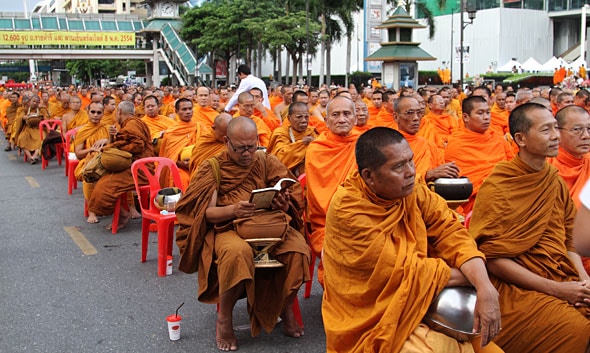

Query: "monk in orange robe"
(62, 96), (89, 132)
(311, 89), (329, 123)
(489, 92), (509, 136)
(140, 95), (174, 155)
(324, 127), (501, 353)
(88, 103), (154, 229)
(101, 96), (118, 126)
(161, 87), (175, 106)
(352, 100), (372, 134)
(14, 95), (49, 164)
(159, 98), (202, 190)
(549, 105), (590, 273)
(423, 94), (458, 147)
(250, 87), (281, 131)
(174, 117), (310, 351)
(445, 96), (514, 215)
(305, 96), (360, 286)
(3, 91), (21, 151)
(373, 90), (398, 129)
(73, 101), (111, 223)
(192, 87), (218, 126)
(470, 103), (590, 353)
(367, 90), (383, 121)
(269, 85), (283, 111)
(267, 102), (318, 177)
(234, 92), (271, 147)
(188, 113), (232, 177)
(78, 88), (91, 110)
(394, 96), (459, 182)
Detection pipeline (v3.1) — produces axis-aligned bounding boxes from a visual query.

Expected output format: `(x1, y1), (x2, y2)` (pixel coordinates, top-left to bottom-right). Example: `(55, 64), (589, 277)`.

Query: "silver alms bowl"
(423, 287), (480, 342)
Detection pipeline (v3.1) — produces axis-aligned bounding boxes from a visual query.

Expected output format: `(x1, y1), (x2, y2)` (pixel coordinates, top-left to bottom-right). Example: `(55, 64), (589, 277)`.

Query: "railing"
(159, 23), (196, 85)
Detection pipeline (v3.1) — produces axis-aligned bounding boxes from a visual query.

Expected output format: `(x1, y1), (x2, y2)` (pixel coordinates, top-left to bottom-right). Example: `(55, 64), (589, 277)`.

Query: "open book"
(249, 178), (297, 209)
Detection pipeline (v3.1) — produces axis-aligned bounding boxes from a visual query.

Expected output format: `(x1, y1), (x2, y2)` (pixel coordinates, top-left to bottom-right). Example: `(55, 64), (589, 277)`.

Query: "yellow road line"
(25, 176), (40, 188)
(64, 226), (97, 256)
(7, 154), (16, 160)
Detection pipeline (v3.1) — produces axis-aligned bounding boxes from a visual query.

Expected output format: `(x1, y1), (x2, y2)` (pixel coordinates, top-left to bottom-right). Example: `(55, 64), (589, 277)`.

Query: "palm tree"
(394, 0), (448, 40)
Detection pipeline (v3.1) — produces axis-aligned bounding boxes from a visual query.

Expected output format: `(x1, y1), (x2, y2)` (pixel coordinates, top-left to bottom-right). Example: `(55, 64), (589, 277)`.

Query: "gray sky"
(1, 0), (38, 13)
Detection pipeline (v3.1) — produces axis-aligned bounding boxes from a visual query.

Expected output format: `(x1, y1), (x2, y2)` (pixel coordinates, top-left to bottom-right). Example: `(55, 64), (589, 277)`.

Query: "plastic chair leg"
(84, 199), (89, 218)
(141, 218), (150, 263)
(157, 221), (173, 277)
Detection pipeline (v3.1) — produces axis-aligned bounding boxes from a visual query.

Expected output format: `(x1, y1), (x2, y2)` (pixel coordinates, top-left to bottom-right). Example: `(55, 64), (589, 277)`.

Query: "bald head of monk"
(555, 105), (590, 158)
(394, 96), (421, 135)
(237, 92), (255, 118)
(175, 98), (194, 122)
(225, 116), (259, 166)
(356, 127), (415, 200)
(117, 101), (135, 125)
(196, 86), (210, 108)
(510, 103), (559, 169)
(462, 96), (490, 134)
(326, 95), (357, 137)
(494, 92), (506, 110)
(212, 112), (233, 142)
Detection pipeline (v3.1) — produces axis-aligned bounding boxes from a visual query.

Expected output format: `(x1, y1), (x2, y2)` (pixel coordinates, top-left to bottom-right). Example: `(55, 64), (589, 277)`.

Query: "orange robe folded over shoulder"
(188, 126), (226, 177)
(323, 172), (483, 353)
(400, 130), (444, 180)
(470, 155), (590, 353)
(159, 120), (201, 189)
(445, 127), (514, 214)
(267, 125), (318, 176)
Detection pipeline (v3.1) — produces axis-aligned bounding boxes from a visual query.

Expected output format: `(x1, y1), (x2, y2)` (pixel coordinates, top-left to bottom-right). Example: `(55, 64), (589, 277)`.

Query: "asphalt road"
(0, 137), (326, 353)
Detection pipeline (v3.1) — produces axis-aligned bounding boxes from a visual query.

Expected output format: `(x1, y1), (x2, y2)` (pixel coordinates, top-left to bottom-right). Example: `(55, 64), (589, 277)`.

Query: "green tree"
(262, 11), (320, 85)
(396, 0), (447, 39)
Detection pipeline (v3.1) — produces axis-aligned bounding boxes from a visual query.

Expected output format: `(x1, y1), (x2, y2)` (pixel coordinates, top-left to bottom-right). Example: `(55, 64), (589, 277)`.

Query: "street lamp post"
(459, 0), (477, 90)
(582, 4), (589, 63)
(306, 0), (311, 87)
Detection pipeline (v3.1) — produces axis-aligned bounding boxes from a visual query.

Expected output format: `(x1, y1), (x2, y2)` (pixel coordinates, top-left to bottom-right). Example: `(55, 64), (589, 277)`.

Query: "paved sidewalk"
(0, 137), (326, 353)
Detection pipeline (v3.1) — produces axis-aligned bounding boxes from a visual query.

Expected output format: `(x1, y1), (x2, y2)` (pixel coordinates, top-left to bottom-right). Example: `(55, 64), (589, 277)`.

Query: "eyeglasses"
(400, 110), (425, 117)
(89, 110), (103, 115)
(227, 137), (258, 153)
(558, 126), (590, 136)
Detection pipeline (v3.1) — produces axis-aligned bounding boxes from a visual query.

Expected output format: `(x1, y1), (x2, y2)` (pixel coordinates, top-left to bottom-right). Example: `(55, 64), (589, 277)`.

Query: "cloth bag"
(100, 147), (132, 172)
(82, 153), (107, 183)
(233, 210), (291, 240)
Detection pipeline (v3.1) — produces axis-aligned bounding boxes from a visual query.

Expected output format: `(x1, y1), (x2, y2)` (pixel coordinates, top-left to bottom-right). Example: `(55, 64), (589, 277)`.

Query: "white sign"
(454, 45), (470, 63)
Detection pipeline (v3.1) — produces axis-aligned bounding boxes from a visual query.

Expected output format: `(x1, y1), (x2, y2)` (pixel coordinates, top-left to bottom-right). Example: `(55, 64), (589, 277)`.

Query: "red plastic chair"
(297, 173), (317, 299)
(131, 157), (184, 277)
(64, 129), (80, 194)
(39, 119), (64, 170)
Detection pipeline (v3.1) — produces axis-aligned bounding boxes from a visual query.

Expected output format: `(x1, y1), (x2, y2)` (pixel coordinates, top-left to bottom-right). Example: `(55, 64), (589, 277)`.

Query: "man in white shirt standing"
(224, 65), (270, 112)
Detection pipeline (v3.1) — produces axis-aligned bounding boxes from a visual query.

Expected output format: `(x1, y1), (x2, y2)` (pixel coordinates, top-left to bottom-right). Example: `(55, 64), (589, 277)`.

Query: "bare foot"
(87, 212), (99, 224)
(129, 207), (141, 219)
(216, 317), (238, 351)
(106, 208), (131, 231)
(281, 308), (304, 338)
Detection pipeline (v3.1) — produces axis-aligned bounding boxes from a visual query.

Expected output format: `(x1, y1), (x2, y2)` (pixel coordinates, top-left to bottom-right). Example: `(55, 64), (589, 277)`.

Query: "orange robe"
(73, 121), (110, 188)
(79, 94), (91, 110)
(88, 117), (154, 216)
(49, 102), (70, 119)
(193, 105), (218, 126)
(470, 156), (590, 353)
(490, 103), (509, 136)
(102, 110), (117, 126)
(188, 126), (226, 177)
(549, 148), (590, 274)
(269, 95), (283, 110)
(162, 95), (175, 106)
(141, 114), (174, 141)
(267, 125), (319, 176)
(400, 130), (444, 180)
(305, 130), (360, 286)
(368, 105), (382, 121)
(174, 151), (310, 336)
(417, 117), (444, 149)
(352, 124), (371, 135)
(232, 113), (271, 147)
(323, 172), (483, 353)
(374, 109), (397, 130)
(445, 128), (514, 215)
(252, 107), (281, 131)
(423, 111), (458, 146)
(159, 120), (201, 189)
(309, 115), (329, 134)
(66, 110), (89, 131)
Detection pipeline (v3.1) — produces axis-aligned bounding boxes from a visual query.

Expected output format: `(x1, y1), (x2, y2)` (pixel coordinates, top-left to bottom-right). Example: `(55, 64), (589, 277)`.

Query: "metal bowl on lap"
(430, 177), (473, 201)
(423, 287), (480, 342)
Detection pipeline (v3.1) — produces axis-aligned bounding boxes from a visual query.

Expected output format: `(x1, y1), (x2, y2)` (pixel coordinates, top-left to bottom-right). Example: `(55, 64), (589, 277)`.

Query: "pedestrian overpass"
(0, 13), (199, 86)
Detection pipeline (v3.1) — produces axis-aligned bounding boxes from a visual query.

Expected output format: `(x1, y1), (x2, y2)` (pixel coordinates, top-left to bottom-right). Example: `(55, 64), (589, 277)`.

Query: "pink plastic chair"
(63, 129), (80, 194)
(131, 157), (184, 277)
(39, 119), (64, 170)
